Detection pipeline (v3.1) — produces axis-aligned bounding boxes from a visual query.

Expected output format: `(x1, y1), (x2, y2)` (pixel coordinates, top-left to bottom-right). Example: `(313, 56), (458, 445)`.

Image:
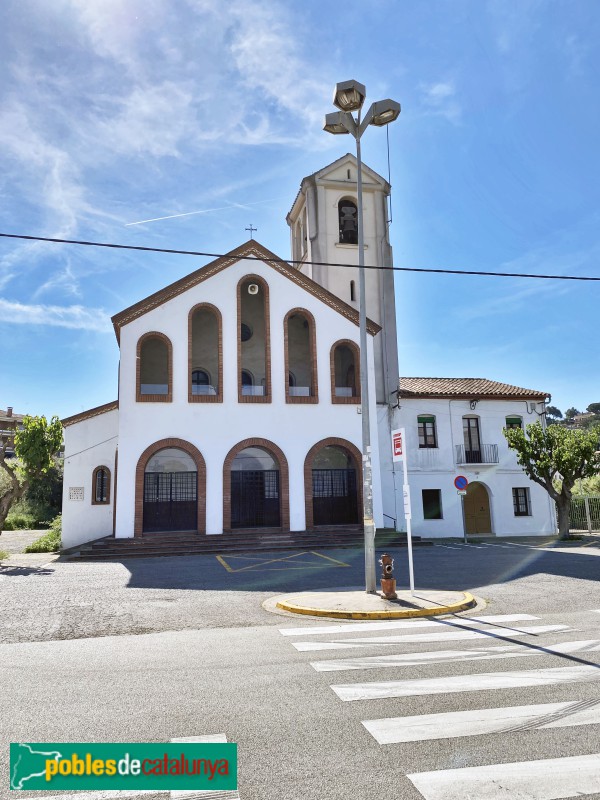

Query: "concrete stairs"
(67, 528), (430, 561)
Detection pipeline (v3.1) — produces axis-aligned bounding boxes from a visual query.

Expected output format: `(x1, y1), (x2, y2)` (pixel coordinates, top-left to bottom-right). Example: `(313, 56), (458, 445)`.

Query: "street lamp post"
(323, 80), (401, 593)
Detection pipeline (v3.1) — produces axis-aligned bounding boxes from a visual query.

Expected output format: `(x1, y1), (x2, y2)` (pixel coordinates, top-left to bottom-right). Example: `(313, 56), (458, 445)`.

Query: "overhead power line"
(1, 231), (599, 282)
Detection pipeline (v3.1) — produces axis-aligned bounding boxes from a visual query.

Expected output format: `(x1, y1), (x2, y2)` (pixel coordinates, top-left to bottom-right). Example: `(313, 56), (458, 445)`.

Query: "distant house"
(571, 412), (597, 427)
(0, 407), (25, 458)
(386, 378), (556, 538)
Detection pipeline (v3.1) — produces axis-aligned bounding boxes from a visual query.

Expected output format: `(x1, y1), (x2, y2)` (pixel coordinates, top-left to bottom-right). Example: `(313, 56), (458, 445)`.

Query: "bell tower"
(286, 153), (399, 405)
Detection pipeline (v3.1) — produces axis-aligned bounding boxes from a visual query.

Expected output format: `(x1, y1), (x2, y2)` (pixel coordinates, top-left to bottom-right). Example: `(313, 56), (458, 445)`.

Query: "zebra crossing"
(279, 610), (600, 800)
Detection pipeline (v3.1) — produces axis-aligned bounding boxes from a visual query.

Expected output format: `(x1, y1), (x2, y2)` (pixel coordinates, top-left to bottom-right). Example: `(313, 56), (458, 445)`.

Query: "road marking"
(171, 735), (239, 800)
(435, 544), (462, 550)
(363, 698), (600, 744)
(407, 752), (600, 800)
(310, 638), (600, 672)
(331, 664), (600, 701)
(216, 551), (349, 573)
(278, 613), (540, 637)
(292, 624), (569, 652)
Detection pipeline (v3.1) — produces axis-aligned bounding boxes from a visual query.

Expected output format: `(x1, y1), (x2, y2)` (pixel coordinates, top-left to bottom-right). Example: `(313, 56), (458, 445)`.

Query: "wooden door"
(464, 482), (492, 535)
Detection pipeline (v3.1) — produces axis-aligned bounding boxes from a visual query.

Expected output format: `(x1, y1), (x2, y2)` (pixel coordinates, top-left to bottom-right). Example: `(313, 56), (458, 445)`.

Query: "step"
(69, 536), (431, 561)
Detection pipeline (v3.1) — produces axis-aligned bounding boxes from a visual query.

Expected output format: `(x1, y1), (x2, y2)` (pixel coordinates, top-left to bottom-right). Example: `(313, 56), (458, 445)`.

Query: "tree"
(564, 407), (581, 420)
(504, 422), (600, 539)
(587, 403), (600, 415)
(0, 416), (63, 533)
(545, 405), (563, 424)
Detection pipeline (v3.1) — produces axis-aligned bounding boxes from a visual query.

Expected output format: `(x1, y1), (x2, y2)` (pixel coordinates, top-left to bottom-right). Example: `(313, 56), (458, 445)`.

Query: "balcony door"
(463, 417), (481, 464)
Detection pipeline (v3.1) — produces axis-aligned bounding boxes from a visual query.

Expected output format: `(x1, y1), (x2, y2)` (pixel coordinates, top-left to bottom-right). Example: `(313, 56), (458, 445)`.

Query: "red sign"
(392, 431), (403, 458)
(454, 475), (468, 490)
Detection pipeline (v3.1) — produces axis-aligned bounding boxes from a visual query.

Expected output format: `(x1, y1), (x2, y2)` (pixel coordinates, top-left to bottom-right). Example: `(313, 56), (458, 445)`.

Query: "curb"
(275, 591), (477, 620)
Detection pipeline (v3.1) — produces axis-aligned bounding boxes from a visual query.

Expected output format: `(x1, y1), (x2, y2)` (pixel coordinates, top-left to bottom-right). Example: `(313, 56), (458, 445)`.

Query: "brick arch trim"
(136, 331), (173, 403)
(91, 465), (111, 505)
(134, 438), (206, 536)
(284, 307), (318, 404)
(304, 437), (363, 530)
(330, 339), (361, 404)
(222, 437), (290, 532)
(237, 274), (271, 403)
(188, 302), (223, 403)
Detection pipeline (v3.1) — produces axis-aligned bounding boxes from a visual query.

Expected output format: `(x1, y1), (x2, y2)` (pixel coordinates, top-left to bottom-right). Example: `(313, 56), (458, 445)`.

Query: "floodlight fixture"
(333, 79), (366, 112)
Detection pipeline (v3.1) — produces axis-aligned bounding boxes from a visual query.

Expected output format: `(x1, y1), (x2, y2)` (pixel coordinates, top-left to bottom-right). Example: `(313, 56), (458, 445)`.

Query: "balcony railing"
(455, 444), (499, 465)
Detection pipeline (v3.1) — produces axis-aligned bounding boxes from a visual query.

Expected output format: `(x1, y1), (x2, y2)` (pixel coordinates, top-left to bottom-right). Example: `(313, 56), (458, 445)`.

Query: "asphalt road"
(1, 540), (599, 800)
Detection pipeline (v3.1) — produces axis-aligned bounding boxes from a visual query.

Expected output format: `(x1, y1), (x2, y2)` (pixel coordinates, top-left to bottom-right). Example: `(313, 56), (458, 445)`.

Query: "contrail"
(125, 197), (280, 226)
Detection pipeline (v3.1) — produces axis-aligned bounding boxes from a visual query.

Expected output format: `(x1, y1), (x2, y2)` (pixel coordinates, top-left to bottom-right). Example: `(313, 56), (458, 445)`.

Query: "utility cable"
(1, 232), (599, 281)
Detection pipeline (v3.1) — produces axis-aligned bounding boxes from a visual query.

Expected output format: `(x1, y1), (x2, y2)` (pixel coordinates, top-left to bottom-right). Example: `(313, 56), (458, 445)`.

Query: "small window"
(350, 280), (356, 302)
(418, 416), (437, 448)
(92, 466), (110, 505)
(506, 416), (523, 430)
(241, 370), (254, 386)
(513, 487), (531, 516)
(422, 489), (442, 520)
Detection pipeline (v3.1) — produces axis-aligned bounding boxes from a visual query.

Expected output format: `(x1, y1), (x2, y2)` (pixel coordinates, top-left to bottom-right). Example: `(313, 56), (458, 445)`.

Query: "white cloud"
(0, 299), (112, 332)
(419, 80), (462, 124)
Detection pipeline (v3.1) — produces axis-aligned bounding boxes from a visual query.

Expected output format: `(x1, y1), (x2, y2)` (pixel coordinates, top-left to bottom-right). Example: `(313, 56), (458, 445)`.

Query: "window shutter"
(418, 416), (435, 423)
(506, 417), (522, 426)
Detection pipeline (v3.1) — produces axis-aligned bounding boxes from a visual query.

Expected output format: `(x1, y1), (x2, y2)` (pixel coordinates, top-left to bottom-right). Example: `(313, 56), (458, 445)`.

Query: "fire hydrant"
(379, 553), (397, 600)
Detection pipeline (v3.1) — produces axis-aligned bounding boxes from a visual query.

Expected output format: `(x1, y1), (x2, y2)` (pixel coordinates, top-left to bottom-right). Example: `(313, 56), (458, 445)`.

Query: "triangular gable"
(111, 239), (381, 343)
(287, 153), (389, 220)
(313, 152), (389, 189)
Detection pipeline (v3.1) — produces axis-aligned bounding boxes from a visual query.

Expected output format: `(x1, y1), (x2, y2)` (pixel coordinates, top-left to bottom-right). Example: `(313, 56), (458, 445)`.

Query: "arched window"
(285, 309), (318, 404)
(92, 466), (111, 505)
(238, 276), (271, 402)
(137, 332), (172, 402)
(304, 438), (363, 530)
(330, 340), (360, 404)
(134, 439), (206, 536)
(338, 198), (358, 244)
(188, 304), (222, 402)
(223, 439), (290, 531)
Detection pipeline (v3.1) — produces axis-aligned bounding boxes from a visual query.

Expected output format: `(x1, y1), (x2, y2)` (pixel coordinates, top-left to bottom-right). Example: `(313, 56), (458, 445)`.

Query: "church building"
(61, 154), (555, 549)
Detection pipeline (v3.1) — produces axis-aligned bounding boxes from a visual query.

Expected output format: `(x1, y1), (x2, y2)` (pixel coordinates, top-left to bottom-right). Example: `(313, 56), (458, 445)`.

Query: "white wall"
(114, 255), (382, 538)
(390, 398), (556, 538)
(62, 410), (118, 548)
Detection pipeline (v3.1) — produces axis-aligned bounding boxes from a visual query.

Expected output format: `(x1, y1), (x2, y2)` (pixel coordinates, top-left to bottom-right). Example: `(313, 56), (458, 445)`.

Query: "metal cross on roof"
(245, 224), (257, 239)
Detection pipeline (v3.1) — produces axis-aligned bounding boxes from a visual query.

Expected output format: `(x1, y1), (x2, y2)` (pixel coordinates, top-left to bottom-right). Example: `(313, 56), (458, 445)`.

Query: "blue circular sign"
(454, 475), (468, 490)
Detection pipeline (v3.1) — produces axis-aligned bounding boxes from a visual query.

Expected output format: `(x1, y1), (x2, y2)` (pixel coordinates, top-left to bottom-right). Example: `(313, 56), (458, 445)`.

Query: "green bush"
(3, 513), (38, 531)
(24, 515), (62, 553)
(0, 549), (9, 561)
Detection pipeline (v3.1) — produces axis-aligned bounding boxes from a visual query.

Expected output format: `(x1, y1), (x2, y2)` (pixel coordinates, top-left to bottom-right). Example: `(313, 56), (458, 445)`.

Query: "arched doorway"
(135, 439), (206, 536)
(223, 439), (290, 532)
(464, 481), (492, 535)
(305, 438), (362, 529)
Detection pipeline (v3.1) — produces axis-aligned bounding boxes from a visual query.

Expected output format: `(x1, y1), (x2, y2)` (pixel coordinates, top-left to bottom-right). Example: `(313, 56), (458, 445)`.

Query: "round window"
(240, 323), (253, 342)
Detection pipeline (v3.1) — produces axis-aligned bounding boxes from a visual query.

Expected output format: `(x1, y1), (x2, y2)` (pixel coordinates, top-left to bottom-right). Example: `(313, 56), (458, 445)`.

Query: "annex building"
(61, 154), (555, 549)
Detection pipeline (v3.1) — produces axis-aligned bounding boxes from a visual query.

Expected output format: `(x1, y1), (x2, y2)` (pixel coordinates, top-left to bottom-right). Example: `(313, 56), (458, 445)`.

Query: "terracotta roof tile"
(398, 377), (549, 400)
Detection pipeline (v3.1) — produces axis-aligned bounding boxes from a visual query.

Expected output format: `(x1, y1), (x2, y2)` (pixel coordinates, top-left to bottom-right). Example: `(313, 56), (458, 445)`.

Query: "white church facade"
(61, 154), (556, 549)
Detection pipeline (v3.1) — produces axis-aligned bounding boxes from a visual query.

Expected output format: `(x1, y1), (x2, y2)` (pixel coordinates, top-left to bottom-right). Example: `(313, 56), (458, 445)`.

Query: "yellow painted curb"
(276, 591), (476, 620)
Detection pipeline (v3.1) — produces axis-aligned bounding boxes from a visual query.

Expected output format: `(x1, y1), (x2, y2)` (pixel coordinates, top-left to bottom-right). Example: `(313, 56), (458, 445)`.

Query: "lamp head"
(333, 79), (366, 112)
(367, 99), (401, 126)
(323, 111), (351, 135)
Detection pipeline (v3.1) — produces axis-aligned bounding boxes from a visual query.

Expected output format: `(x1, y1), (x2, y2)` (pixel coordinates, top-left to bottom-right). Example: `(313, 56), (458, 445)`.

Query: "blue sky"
(1, 0), (598, 420)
